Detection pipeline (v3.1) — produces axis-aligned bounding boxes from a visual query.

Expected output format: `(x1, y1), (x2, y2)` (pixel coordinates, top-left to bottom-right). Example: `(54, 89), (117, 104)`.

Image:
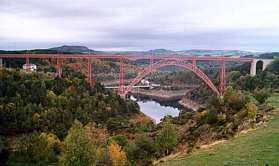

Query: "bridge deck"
(0, 54), (253, 62)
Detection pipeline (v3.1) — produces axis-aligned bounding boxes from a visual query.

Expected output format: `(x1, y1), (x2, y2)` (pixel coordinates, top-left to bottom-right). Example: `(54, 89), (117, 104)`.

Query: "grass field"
(160, 93), (279, 166)
(267, 93), (279, 108)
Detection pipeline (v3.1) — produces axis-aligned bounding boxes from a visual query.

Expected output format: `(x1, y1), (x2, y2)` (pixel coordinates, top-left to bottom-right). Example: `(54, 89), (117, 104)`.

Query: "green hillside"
(160, 93), (279, 166)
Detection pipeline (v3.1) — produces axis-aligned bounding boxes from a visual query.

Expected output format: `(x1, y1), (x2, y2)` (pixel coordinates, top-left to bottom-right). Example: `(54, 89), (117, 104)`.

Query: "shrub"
(254, 89), (270, 104)
(245, 102), (258, 120)
(126, 135), (156, 165)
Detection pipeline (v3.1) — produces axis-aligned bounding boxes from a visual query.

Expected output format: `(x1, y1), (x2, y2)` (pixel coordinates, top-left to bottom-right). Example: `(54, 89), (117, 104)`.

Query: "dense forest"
(0, 67), (152, 165)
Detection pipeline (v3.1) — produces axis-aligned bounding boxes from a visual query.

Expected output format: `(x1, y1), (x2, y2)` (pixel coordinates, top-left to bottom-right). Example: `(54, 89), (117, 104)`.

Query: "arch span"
(125, 60), (220, 96)
(256, 60), (264, 75)
(250, 59), (274, 76)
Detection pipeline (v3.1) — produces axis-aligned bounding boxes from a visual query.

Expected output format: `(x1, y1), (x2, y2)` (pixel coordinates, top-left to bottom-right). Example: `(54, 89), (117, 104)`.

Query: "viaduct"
(0, 54), (275, 97)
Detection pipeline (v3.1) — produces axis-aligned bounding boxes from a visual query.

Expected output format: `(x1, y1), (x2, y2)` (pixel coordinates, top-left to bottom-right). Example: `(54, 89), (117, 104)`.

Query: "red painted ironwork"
(0, 53), (255, 96)
(118, 57), (125, 95)
(219, 59), (226, 96)
(87, 59), (92, 86)
(25, 55), (30, 71)
(125, 60), (220, 96)
(0, 54), (253, 62)
(149, 55), (154, 73)
(56, 58), (63, 77)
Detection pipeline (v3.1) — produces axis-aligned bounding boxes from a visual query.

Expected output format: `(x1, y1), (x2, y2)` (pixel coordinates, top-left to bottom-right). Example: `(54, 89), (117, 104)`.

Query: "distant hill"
(50, 45), (100, 54)
(0, 45), (261, 57)
(176, 49), (254, 56)
(105, 49), (256, 56)
(147, 49), (176, 55)
(258, 52), (279, 59)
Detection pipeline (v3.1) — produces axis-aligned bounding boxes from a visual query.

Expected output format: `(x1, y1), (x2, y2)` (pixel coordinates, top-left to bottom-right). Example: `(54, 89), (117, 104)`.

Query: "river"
(131, 96), (186, 124)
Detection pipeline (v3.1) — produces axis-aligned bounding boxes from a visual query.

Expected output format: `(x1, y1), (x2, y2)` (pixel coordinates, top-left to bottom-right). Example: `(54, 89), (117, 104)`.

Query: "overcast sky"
(1, 0), (279, 51)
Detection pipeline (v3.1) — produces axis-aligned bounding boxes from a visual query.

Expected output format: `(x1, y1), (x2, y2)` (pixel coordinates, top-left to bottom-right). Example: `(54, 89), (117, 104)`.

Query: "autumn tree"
(59, 120), (99, 166)
(109, 141), (127, 166)
(85, 123), (110, 165)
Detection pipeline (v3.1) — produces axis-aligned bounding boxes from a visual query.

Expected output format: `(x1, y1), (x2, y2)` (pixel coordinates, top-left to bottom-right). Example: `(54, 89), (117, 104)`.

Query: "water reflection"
(133, 96), (183, 124)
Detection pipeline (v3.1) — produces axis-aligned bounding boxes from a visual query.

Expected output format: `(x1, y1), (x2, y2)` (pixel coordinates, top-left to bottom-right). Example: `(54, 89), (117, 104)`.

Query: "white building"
(140, 79), (150, 86)
(23, 64), (37, 71)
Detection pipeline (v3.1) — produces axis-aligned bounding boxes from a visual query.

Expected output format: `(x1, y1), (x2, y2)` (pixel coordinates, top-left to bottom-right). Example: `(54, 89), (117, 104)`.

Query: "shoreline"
(131, 89), (189, 102)
(131, 89), (203, 111)
(178, 97), (204, 111)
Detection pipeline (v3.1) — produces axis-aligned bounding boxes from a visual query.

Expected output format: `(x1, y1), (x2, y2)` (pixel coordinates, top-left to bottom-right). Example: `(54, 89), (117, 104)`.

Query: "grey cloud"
(0, 0), (109, 18)
(0, 0), (279, 51)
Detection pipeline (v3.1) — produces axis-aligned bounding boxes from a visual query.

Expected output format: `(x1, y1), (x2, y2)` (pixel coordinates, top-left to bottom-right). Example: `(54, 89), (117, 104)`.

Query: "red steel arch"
(125, 60), (220, 96)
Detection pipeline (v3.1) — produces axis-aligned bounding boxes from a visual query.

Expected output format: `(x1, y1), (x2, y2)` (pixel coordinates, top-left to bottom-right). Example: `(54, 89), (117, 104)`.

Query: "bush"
(254, 89), (270, 104)
(126, 135), (156, 165)
(245, 102), (258, 120)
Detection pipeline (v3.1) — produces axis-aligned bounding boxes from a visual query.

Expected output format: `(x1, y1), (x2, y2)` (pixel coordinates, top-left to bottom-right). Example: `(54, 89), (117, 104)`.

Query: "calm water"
(132, 96), (183, 124)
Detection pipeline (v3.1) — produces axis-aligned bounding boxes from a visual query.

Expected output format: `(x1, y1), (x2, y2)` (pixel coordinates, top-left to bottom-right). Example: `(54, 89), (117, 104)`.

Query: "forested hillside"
(0, 67), (147, 165)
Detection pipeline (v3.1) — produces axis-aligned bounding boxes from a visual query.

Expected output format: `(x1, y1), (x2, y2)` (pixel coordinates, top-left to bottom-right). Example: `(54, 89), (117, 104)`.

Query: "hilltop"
(0, 46), (261, 56)
(50, 45), (102, 54)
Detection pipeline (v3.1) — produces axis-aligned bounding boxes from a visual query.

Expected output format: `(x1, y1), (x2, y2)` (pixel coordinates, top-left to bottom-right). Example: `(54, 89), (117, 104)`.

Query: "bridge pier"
(119, 57), (125, 95)
(87, 59), (92, 86)
(250, 59), (274, 76)
(219, 60), (225, 96)
(24, 56), (31, 71)
(56, 58), (63, 77)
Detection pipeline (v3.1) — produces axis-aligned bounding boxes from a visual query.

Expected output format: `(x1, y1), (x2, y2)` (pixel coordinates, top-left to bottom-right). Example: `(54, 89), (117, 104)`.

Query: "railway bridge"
(0, 54), (273, 96)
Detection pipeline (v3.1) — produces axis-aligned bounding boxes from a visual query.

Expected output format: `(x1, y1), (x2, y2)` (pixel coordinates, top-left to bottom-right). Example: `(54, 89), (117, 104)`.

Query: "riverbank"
(178, 97), (204, 111)
(131, 89), (190, 102)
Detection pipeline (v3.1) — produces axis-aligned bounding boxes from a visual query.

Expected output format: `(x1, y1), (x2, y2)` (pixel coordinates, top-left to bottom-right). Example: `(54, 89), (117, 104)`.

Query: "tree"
(155, 121), (178, 155)
(230, 71), (241, 82)
(59, 120), (99, 166)
(108, 141), (127, 166)
(126, 135), (156, 165)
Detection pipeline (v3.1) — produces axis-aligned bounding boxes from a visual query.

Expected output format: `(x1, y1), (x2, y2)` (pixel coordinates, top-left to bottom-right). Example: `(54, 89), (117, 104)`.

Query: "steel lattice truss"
(0, 54), (253, 96)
